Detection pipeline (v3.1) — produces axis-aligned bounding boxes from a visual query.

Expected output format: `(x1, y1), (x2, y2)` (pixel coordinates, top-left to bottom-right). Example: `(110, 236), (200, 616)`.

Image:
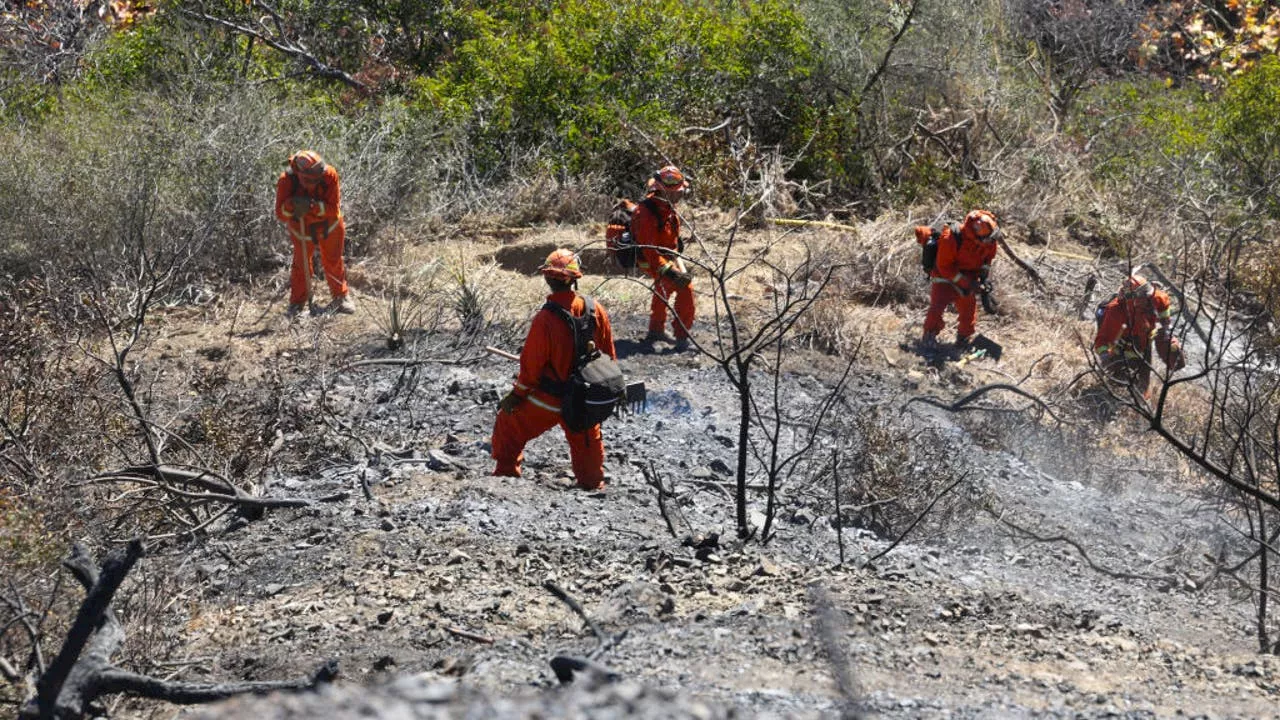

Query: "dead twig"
(639, 461), (683, 539)
(337, 356), (479, 371)
(442, 626), (493, 645)
(0, 654), (20, 682)
(832, 450), (844, 568)
(176, 6), (368, 91)
(543, 581), (606, 649)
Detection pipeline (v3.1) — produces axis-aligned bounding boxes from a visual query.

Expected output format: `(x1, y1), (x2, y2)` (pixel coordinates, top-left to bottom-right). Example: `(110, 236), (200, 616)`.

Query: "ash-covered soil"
(112, 228), (1280, 719)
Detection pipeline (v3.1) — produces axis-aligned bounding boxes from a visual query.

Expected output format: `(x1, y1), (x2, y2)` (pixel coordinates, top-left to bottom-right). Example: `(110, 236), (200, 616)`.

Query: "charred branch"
(907, 383), (1070, 425)
(543, 581), (606, 651)
(93, 661), (338, 704)
(986, 509), (1179, 585)
(30, 542), (141, 719)
(548, 655), (619, 685)
(640, 461), (690, 539)
(865, 475), (966, 567)
(442, 626), (493, 645)
(86, 464), (311, 511)
(22, 544), (336, 720)
(542, 579), (626, 678)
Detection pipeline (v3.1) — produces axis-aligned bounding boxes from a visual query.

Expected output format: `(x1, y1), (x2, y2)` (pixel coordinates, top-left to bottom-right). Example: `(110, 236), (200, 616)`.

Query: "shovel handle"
(484, 346), (520, 362)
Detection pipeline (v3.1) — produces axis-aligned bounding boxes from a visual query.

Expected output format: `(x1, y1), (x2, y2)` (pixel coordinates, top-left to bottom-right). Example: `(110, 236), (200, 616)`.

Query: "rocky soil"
(87, 226), (1280, 719)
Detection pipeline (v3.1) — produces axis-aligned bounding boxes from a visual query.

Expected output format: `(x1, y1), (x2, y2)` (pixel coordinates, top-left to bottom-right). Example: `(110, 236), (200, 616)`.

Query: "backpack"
(921, 223), (961, 275)
(1094, 293), (1118, 327)
(1094, 286), (1163, 327)
(539, 297), (627, 431)
(605, 197), (659, 269)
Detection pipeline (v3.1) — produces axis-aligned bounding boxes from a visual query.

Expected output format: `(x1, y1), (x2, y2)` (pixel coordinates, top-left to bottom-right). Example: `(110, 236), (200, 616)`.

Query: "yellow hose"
(768, 218), (860, 233)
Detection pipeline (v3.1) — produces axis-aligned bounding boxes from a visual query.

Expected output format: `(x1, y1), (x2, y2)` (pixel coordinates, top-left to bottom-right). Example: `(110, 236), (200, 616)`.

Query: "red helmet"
(653, 165), (689, 192)
(1120, 274), (1154, 298)
(963, 209), (999, 242)
(289, 150), (326, 179)
(539, 249), (583, 282)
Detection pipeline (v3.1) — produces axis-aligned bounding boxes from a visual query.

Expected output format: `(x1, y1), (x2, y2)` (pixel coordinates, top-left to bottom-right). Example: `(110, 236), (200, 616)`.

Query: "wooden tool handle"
(484, 345), (520, 361)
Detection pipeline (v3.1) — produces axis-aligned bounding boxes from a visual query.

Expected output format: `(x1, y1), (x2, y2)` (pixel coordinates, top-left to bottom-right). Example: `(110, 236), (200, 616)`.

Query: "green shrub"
(1072, 78), (1212, 185)
(1214, 55), (1280, 218)
(412, 0), (816, 186)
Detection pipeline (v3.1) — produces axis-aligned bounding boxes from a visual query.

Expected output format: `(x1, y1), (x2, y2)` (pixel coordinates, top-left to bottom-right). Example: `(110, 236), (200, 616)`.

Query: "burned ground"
(12, 220), (1279, 719)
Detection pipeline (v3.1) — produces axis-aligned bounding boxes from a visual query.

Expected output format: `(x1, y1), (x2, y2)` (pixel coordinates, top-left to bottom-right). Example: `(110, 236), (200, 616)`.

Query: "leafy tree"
(1139, 0), (1280, 83)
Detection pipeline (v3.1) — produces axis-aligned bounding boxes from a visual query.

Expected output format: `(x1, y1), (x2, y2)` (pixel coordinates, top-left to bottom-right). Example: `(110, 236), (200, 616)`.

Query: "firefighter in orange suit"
(917, 209), (1001, 349)
(491, 250), (616, 491)
(274, 150), (354, 316)
(633, 165), (695, 352)
(1094, 274), (1184, 399)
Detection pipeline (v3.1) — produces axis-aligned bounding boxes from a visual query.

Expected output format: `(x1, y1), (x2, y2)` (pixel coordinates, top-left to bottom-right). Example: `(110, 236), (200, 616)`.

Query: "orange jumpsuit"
(918, 224), (998, 340)
(491, 291), (617, 489)
(274, 165), (347, 305)
(1093, 290), (1176, 397)
(633, 195), (695, 340)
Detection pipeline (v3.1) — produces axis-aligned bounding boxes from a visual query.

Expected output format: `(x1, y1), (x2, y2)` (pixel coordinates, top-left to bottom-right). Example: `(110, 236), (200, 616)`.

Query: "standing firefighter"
(916, 209), (1001, 349)
(1094, 274), (1185, 400)
(634, 165), (695, 352)
(274, 150), (355, 317)
(491, 250), (617, 491)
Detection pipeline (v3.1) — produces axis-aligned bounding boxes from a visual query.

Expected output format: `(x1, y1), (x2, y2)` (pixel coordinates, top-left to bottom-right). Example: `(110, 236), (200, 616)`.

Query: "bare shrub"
(499, 170), (611, 227)
(1004, 0), (1144, 122)
(834, 409), (976, 542)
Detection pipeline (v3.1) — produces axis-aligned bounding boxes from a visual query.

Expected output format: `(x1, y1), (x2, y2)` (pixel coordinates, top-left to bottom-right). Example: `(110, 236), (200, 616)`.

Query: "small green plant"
(451, 263), (492, 337)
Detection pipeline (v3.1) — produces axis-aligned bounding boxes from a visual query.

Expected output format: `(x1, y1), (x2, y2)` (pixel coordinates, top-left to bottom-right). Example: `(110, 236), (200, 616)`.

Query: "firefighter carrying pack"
(921, 222), (962, 275)
(605, 197), (659, 269)
(540, 297), (627, 431)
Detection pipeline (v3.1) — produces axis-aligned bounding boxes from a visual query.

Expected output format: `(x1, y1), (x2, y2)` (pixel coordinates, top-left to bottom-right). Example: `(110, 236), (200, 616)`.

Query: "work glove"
(291, 195), (314, 217)
(663, 265), (693, 287)
(498, 391), (524, 414)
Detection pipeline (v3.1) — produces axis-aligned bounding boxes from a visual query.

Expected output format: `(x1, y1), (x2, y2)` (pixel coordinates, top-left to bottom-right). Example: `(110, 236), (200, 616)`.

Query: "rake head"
(620, 381), (648, 415)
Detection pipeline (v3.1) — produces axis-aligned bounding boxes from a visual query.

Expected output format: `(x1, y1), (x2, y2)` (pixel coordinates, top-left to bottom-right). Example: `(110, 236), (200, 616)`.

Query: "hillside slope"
(77, 221), (1279, 719)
